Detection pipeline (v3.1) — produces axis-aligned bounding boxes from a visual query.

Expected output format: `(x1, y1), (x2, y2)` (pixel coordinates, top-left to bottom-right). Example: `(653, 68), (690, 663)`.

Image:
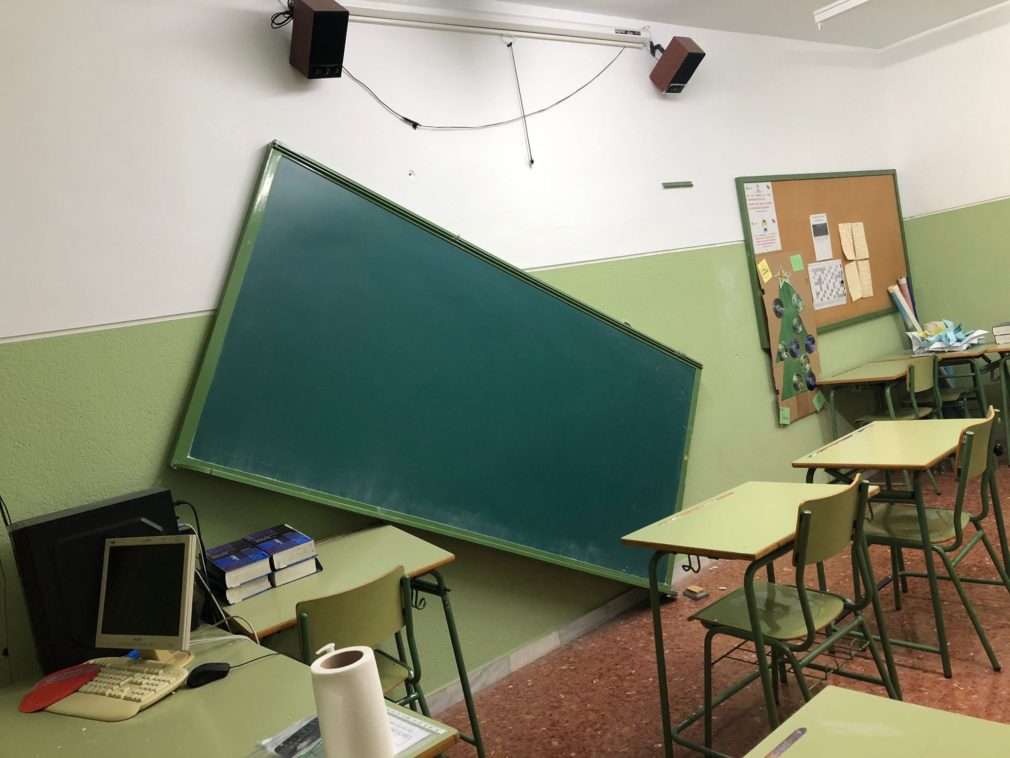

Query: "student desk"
(876, 341), (1010, 461)
(230, 525), (483, 756)
(816, 357), (926, 439)
(793, 419), (1010, 677)
(622, 481), (893, 758)
(744, 685), (1010, 757)
(0, 631), (458, 758)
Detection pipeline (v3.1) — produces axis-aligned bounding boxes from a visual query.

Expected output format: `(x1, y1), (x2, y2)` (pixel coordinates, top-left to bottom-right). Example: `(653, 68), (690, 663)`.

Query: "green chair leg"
(890, 547), (902, 611)
(936, 547), (1001, 671)
(978, 530), (1010, 597)
(860, 617), (899, 699)
(781, 646), (812, 702)
(703, 627), (716, 750)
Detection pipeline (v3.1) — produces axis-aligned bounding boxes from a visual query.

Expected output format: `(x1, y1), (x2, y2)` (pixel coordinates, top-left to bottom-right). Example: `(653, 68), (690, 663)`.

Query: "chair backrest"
(954, 406), (996, 480)
(794, 476), (865, 567)
(906, 356), (936, 395)
(296, 565), (406, 663)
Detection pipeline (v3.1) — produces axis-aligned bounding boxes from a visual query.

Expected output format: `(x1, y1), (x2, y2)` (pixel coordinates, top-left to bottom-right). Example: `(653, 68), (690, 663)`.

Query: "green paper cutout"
(813, 390), (825, 412)
(779, 406), (791, 425)
(790, 254), (804, 272)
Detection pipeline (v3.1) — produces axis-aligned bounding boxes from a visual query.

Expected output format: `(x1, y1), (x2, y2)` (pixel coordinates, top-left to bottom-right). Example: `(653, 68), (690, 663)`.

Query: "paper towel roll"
(310, 645), (394, 758)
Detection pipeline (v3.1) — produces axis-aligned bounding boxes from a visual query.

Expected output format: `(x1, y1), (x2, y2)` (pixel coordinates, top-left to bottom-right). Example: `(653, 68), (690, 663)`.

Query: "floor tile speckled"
(437, 465), (1010, 756)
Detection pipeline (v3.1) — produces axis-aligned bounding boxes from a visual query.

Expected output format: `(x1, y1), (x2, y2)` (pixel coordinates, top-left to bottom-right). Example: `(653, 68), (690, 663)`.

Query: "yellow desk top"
(234, 525), (454, 637)
(744, 686), (1010, 757)
(621, 482), (862, 561)
(0, 631), (457, 758)
(793, 418), (973, 472)
(817, 357), (921, 387)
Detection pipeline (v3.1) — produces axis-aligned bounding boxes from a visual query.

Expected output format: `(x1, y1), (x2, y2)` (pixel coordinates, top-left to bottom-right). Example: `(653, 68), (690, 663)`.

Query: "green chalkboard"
(172, 143), (701, 586)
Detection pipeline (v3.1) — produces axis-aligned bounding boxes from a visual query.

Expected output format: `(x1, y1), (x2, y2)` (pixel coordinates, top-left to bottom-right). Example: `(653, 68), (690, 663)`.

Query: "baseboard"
(427, 586), (649, 714)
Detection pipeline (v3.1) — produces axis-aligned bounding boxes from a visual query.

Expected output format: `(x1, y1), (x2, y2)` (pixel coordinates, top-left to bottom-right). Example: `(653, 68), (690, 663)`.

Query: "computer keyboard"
(44, 657), (188, 721)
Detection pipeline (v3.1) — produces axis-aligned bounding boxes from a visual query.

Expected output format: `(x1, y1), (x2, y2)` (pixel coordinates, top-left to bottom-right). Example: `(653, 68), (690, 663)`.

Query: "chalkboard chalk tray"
(172, 142), (702, 586)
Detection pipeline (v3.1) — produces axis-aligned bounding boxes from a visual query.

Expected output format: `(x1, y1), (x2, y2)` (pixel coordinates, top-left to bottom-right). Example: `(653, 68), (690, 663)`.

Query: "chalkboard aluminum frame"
(172, 142), (702, 587)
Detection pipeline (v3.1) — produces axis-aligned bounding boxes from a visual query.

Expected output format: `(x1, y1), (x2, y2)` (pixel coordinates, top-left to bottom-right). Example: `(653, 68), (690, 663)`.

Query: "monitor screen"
(95, 535), (197, 659)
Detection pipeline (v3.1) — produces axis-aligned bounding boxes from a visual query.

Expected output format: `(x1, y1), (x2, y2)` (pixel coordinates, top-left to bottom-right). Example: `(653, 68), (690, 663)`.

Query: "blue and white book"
(269, 556), (320, 587)
(245, 524), (316, 570)
(205, 539), (272, 588)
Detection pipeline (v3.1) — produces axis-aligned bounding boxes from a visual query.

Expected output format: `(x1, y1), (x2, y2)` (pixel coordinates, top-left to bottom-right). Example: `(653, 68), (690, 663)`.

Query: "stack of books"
(205, 540), (272, 604)
(994, 323), (1010, 345)
(245, 523), (319, 587)
(205, 524), (319, 604)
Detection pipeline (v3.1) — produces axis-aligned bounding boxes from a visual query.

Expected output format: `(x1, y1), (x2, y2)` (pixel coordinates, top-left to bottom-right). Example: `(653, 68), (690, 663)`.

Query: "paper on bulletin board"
(857, 259), (874, 296)
(844, 261), (862, 301)
(807, 259), (847, 310)
(758, 251), (822, 425)
(852, 222), (870, 259)
(744, 182), (781, 254)
(838, 222), (855, 261)
(810, 213), (833, 261)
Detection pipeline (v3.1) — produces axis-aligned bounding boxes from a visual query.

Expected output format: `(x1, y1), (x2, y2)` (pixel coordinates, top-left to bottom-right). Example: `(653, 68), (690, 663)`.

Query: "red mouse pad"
(19, 663), (101, 713)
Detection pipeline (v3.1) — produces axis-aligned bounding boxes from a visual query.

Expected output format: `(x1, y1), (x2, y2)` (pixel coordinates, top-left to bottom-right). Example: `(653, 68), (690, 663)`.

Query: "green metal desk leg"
(912, 472), (952, 678)
(743, 560), (779, 730)
(973, 358), (990, 415)
(829, 388), (838, 440)
(858, 532), (902, 699)
(650, 553), (674, 758)
(986, 457), (1010, 573)
(1000, 358), (1010, 466)
(411, 571), (485, 757)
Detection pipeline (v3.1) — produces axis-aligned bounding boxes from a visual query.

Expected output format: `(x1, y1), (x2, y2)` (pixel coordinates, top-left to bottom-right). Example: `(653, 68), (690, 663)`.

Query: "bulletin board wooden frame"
(736, 170), (912, 348)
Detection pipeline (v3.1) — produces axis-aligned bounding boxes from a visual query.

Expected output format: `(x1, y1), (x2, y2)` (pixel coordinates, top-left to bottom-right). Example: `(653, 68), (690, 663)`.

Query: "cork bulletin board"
(736, 171), (911, 348)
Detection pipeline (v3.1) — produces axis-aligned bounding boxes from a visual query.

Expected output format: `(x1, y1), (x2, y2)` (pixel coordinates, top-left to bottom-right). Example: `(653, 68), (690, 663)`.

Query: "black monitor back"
(7, 489), (178, 673)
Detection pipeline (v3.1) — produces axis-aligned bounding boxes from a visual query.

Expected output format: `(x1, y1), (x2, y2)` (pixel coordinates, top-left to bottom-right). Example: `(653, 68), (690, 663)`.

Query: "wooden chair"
(690, 478), (897, 751)
(296, 564), (428, 713)
(864, 407), (1010, 675)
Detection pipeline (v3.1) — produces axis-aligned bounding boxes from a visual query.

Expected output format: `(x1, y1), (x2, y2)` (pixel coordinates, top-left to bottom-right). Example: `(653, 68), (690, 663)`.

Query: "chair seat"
(856, 406), (932, 424)
(376, 652), (409, 693)
(864, 503), (970, 544)
(690, 580), (845, 641)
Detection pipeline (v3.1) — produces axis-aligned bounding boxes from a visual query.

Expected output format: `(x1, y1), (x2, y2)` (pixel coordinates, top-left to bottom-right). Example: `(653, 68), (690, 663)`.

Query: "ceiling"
(491, 0), (1008, 49)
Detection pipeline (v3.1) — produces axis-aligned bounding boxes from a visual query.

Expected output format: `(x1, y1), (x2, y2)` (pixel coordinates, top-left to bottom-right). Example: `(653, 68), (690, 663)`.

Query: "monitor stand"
(139, 649), (194, 668)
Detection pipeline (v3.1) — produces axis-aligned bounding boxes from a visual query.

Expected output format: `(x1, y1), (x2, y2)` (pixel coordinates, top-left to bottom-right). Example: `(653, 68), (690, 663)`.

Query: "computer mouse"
(187, 662), (231, 688)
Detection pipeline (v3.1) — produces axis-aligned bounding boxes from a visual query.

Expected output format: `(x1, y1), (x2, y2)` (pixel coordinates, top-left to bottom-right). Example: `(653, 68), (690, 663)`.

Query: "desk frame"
(875, 342), (1010, 465)
(794, 420), (1010, 678)
(624, 482), (898, 758)
(226, 526), (485, 757)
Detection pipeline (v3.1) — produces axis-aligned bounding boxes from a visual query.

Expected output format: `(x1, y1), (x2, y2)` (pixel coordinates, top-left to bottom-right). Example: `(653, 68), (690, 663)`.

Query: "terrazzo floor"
(438, 465), (1010, 757)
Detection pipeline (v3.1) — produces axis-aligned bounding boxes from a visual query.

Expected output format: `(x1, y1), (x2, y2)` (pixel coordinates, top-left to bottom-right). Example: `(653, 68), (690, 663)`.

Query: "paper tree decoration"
(757, 251), (823, 425)
(772, 271), (817, 401)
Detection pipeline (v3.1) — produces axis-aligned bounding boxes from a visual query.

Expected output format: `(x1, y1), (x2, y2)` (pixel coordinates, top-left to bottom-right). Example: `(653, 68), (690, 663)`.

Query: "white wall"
(880, 4), (1010, 216)
(0, 0), (887, 339)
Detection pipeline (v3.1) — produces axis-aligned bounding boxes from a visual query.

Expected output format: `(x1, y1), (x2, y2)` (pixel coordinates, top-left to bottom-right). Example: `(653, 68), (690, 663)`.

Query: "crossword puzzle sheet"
(806, 259), (847, 310)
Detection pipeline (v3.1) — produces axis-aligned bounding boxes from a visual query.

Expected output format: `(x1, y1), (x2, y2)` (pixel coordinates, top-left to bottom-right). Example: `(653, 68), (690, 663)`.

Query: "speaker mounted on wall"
(289, 0), (349, 79)
(649, 37), (705, 94)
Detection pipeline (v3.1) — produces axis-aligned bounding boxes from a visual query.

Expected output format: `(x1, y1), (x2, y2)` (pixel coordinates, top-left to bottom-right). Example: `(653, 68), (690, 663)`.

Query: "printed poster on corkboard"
(757, 251), (825, 425)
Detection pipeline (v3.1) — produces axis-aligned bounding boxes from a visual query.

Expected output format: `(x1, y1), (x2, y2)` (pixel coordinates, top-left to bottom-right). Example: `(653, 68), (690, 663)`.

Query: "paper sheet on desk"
(908, 324), (989, 353)
(255, 707), (445, 757)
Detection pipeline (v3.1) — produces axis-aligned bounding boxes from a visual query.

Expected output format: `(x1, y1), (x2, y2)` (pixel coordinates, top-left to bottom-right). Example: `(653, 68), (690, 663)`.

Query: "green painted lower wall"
(903, 197), (1010, 330)
(2, 199), (1000, 691)
(0, 319), (627, 688)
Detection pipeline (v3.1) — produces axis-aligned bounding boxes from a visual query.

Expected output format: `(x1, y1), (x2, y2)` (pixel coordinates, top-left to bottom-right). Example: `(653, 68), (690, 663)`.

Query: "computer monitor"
(95, 534), (197, 668)
(6, 489), (179, 672)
